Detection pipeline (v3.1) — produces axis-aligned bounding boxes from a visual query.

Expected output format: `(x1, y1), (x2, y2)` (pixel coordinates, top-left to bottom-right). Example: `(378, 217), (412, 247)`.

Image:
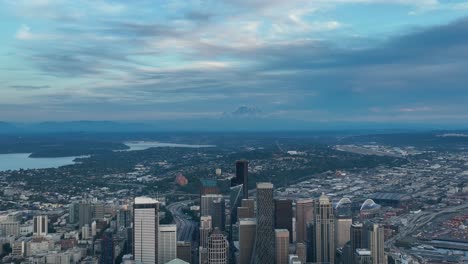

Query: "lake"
(123, 141), (216, 151)
(0, 153), (82, 172)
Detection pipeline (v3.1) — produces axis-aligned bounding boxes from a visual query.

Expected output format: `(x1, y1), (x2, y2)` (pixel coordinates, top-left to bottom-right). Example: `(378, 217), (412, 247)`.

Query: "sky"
(1, 0), (468, 129)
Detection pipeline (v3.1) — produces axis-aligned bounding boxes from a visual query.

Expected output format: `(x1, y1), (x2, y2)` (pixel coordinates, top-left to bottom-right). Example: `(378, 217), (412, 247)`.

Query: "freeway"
(166, 200), (198, 242)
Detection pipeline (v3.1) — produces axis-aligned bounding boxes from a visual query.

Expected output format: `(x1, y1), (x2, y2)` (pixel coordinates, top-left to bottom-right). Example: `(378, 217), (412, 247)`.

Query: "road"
(166, 200), (198, 242)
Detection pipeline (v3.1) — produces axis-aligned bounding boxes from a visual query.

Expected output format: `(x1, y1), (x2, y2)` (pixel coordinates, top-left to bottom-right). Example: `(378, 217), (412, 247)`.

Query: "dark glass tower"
(274, 199), (293, 243)
(251, 182), (275, 264)
(100, 229), (114, 264)
(235, 160), (249, 199)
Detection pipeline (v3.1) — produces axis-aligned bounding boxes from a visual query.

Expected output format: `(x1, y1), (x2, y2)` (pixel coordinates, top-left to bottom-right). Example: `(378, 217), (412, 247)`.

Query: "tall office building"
(241, 199), (255, 218)
(200, 216), (213, 248)
(177, 241), (192, 263)
(82, 224), (90, 240)
(117, 208), (132, 230)
(275, 229), (290, 264)
(229, 184), (243, 242)
(296, 242), (307, 264)
(212, 197), (226, 231)
(100, 229), (114, 264)
(69, 203), (79, 225)
(365, 223), (386, 264)
(207, 228), (229, 264)
(251, 182), (275, 264)
(275, 199), (293, 243)
(201, 179), (221, 196)
(354, 249), (372, 264)
(350, 223), (364, 253)
(79, 203), (93, 228)
(33, 215), (48, 236)
(311, 193), (335, 264)
(335, 218), (352, 248)
(238, 218), (256, 264)
(235, 160), (249, 199)
(159, 224), (177, 264)
(201, 194), (224, 216)
(133, 197), (159, 264)
(93, 202), (105, 220)
(296, 199), (314, 243)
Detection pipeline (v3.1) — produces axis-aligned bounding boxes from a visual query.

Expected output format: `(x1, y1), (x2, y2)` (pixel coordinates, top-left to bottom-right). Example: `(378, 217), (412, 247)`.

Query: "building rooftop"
(134, 197), (158, 205)
(257, 182), (273, 189)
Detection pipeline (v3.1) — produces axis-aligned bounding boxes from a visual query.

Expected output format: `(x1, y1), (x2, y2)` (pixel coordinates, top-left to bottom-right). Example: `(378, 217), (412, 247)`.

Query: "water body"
(123, 141), (215, 151)
(0, 153), (81, 172)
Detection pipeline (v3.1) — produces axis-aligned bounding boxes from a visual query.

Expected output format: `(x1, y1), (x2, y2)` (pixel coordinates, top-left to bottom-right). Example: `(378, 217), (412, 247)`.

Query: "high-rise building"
(235, 160), (249, 199)
(365, 223), (386, 264)
(252, 182), (275, 264)
(207, 228), (229, 264)
(350, 223), (364, 253)
(200, 179), (221, 196)
(275, 229), (290, 264)
(296, 242), (307, 264)
(238, 218), (256, 264)
(79, 203), (93, 228)
(177, 241), (192, 263)
(133, 197), (159, 264)
(212, 197), (226, 231)
(93, 202), (105, 220)
(159, 224), (177, 264)
(33, 215), (48, 237)
(275, 199), (293, 243)
(354, 249), (372, 264)
(117, 208), (131, 230)
(311, 193), (335, 264)
(296, 199), (314, 243)
(335, 218), (352, 248)
(69, 203), (79, 225)
(100, 229), (114, 264)
(229, 184), (243, 242)
(201, 194), (224, 217)
(82, 224), (90, 240)
(200, 216), (213, 248)
(241, 199), (255, 218)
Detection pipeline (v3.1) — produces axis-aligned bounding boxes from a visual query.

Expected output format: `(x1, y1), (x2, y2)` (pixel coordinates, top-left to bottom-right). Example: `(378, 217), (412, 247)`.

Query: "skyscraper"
(134, 197), (159, 264)
(100, 229), (114, 264)
(69, 203), (79, 225)
(311, 193), (335, 264)
(177, 241), (192, 263)
(275, 229), (289, 264)
(335, 218), (352, 248)
(238, 218), (256, 264)
(200, 216), (213, 248)
(79, 202), (92, 228)
(235, 160), (249, 199)
(159, 224), (177, 264)
(275, 199), (293, 243)
(251, 182), (275, 264)
(33, 215), (48, 237)
(296, 242), (307, 264)
(201, 194), (224, 217)
(241, 199), (255, 218)
(212, 197), (226, 231)
(117, 208), (131, 230)
(365, 223), (386, 264)
(207, 228), (229, 264)
(229, 184), (243, 241)
(350, 223), (364, 253)
(296, 199), (314, 243)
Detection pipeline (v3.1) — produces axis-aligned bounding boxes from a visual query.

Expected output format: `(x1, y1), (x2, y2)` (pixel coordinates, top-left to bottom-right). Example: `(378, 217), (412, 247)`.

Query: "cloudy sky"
(1, 0), (468, 128)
